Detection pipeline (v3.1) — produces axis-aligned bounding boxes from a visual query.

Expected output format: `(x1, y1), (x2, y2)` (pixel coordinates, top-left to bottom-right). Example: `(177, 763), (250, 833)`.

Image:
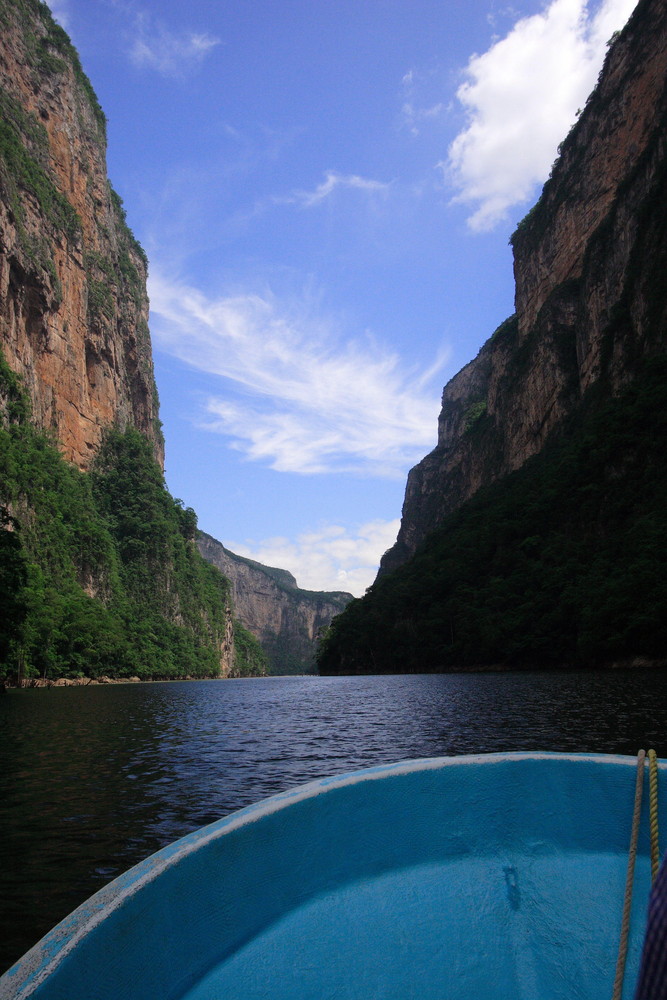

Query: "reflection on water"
(2, 670), (667, 973)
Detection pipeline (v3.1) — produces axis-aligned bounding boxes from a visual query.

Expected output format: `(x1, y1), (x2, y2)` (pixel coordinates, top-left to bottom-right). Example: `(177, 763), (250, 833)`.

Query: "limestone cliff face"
(198, 532), (352, 674)
(0, 0), (162, 469)
(381, 0), (667, 574)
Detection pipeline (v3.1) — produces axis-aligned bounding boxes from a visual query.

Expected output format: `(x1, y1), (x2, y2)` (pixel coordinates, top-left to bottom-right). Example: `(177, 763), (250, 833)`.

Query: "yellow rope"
(612, 749), (646, 1000)
(648, 748), (660, 883)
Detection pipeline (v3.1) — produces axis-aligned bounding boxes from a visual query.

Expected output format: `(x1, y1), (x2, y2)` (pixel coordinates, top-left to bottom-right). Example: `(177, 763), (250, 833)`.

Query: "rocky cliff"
(381, 0), (667, 574)
(319, 0), (667, 674)
(0, 0), (162, 469)
(0, 1), (270, 683)
(198, 532), (352, 674)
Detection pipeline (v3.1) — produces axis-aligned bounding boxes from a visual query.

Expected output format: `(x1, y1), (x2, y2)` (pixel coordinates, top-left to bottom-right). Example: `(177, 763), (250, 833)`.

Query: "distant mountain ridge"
(198, 532), (352, 674)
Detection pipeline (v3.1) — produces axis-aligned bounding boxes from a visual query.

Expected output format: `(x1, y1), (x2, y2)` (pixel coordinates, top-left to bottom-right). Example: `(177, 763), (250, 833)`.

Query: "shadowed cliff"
(319, 0), (667, 675)
(380, 0), (667, 576)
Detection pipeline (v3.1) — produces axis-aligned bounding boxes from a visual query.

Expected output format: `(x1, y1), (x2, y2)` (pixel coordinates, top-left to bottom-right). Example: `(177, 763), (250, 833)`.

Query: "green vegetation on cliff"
(0, 352), (266, 682)
(0, 0), (106, 134)
(318, 356), (667, 674)
(0, 81), (79, 299)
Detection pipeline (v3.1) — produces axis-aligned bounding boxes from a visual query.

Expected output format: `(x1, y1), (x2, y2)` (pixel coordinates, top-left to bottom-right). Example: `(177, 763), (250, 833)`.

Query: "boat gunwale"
(0, 750), (661, 1000)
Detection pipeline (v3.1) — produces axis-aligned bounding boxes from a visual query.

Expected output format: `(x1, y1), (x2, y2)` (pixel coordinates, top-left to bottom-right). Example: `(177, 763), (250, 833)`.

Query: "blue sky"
(48, 0), (637, 595)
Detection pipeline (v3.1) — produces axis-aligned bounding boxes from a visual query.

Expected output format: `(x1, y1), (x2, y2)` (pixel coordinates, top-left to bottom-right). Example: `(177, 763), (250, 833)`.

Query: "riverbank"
(318, 655), (667, 677)
(3, 655), (666, 691)
(1, 675), (213, 690)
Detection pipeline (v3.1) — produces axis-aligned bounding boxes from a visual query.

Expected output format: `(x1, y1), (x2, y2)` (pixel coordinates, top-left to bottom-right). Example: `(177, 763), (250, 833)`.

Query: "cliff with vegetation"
(0, 0), (266, 683)
(381, 0), (667, 575)
(319, 0), (667, 675)
(198, 531), (352, 674)
(0, 0), (162, 469)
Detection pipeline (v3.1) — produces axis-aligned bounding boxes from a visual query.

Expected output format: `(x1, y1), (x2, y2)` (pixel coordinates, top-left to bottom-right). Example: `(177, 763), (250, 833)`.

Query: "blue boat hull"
(1, 753), (664, 1000)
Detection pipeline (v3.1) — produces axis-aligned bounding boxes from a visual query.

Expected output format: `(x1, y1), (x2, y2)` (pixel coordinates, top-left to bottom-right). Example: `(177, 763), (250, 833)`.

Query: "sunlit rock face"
(381, 0), (667, 575)
(0, 0), (162, 469)
(198, 532), (352, 674)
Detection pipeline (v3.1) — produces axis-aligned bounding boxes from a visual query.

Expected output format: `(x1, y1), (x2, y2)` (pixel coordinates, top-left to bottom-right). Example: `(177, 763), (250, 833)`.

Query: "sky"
(47, 0), (637, 596)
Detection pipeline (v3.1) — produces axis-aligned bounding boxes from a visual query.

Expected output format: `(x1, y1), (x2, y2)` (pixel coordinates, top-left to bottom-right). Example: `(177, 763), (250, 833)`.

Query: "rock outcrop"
(381, 0), (667, 574)
(0, 0), (162, 469)
(198, 532), (352, 674)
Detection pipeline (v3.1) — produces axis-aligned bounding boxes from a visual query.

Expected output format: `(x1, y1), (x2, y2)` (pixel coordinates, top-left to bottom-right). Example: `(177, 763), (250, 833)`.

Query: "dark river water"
(2, 670), (667, 975)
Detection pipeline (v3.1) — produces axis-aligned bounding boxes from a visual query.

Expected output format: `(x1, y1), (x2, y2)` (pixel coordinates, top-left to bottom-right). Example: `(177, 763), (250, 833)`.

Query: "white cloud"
(227, 519), (401, 596)
(280, 171), (391, 208)
(445, 0), (638, 231)
(148, 270), (445, 477)
(128, 14), (220, 77)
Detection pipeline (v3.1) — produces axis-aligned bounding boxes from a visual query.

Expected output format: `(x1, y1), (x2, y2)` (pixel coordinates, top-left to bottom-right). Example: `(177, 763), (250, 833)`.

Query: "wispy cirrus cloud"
(228, 518), (401, 596)
(148, 270), (445, 478)
(400, 68), (446, 136)
(128, 13), (220, 77)
(402, 100), (446, 136)
(444, 0), (638, 231)
(278, 170), (392, 209)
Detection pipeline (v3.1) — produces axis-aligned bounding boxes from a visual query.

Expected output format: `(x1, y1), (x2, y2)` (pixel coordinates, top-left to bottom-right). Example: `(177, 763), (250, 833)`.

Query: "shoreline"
(317, 656), (667, 677)
(3, 655), (667, 691)
(1, 674), (259, 690)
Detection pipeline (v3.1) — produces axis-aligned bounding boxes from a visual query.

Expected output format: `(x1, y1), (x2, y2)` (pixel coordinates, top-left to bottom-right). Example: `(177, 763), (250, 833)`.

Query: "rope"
(648, 748), (660, 883)
(612, 749), (646, 1000)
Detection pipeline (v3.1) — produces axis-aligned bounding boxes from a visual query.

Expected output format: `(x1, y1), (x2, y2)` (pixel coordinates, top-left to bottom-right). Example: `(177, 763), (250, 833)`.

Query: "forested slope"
(0, 1), (266, 682)
(318, 357), (667, 673)
(0, 351), (266, 681)
(319, 0), (667, 675)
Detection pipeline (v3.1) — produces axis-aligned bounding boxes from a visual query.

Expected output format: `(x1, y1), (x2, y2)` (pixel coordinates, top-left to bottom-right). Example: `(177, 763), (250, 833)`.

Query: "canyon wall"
(0, 1), (271, 681)
(198, 532), (352, 674)
(319, 0), (667, 675)
(0, 1), (345, 679)
(381, 0), (667, 574)
(0, 0), (162, 469)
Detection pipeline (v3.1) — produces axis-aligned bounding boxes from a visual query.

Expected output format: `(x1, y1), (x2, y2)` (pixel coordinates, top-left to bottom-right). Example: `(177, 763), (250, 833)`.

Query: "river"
(2, 670), (667, 975)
